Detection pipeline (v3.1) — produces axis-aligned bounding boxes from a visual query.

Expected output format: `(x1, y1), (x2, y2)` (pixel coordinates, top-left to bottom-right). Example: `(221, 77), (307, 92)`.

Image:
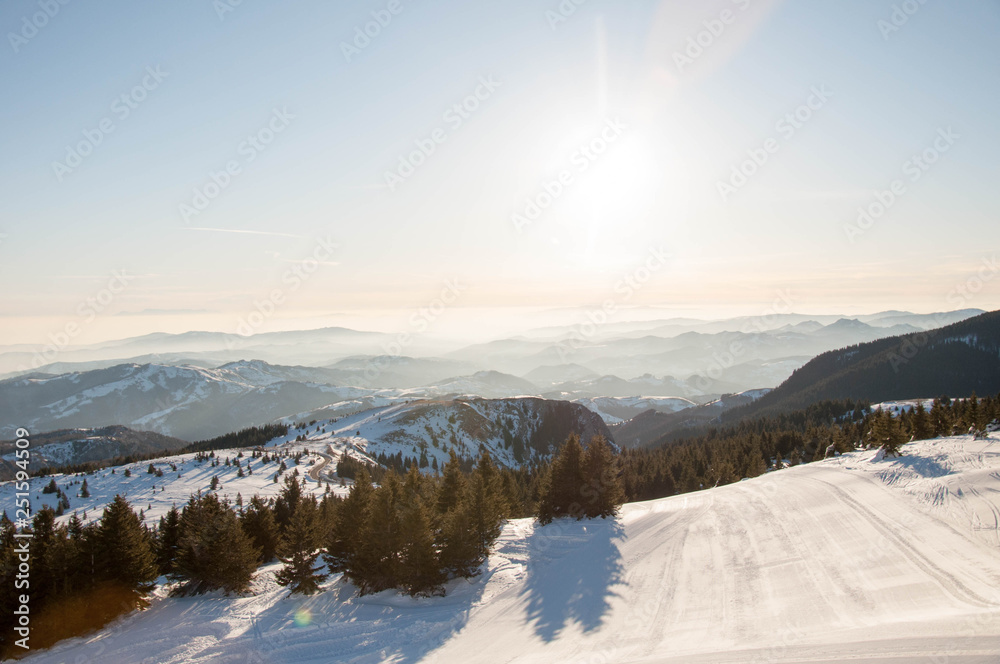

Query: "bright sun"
(563, 132), (680, 231)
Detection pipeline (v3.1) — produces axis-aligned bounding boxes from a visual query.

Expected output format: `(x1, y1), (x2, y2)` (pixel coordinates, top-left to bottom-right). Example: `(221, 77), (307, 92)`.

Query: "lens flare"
(293, 608), (312, 627)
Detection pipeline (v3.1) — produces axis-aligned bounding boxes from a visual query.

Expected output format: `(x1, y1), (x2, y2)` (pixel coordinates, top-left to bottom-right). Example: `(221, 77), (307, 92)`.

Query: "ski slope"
(23, 435), (1000, 663)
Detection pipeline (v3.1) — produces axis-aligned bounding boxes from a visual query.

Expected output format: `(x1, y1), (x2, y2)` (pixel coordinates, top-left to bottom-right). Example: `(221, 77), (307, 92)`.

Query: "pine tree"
(966, 392), (983, 432)
(80, 479), (90, 498)
(398, 500), (444, 596)
(438, 498), (480, 578)
(466, 453), (507, 560)
(30, 506), (58, 605)
(536, 434), (586, 524)
(67, 512), (84, 540)
(436, 450), (467, 514)
(869, 410), (907, 457)
(581, 436), (624, 518)
(535, 465), (556, 525)
(353, 472), (404, 595)
(173, 493), (260, 595)
(275, 497), (328, 595)
(324, 469), (374, 574)
(317, 490), (338, 536)
(156, 506), (182, 574)
(832, 426), (853, 454)
(96, 495), (159, 595)
(911, 402), (934, 441)
(42, 524), (80, 599)
(240, 496), (280, 564)
(435, 457), (480, 579)
(274, 475), (303, 532)
(930, 397), (953, 436)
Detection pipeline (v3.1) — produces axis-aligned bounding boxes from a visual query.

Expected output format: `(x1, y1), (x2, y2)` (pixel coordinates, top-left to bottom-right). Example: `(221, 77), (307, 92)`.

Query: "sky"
(1, 0), (999, 346)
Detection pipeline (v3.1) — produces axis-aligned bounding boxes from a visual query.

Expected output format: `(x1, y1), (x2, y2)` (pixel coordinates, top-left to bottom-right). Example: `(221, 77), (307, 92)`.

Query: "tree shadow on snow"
(234, 571), (490, 664)
(875, 450), (953, 479)
(523, 518), (626, 642)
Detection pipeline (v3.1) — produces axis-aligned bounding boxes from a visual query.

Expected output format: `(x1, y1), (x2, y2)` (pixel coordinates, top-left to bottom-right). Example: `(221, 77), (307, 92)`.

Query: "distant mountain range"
(8, 310), (998, 466)
(2, 309), (988, 443)
(730, 310), (1000, 419)
(2, 310), (982, 399)
(443, 319), (943, 383)
(0, 357), (766, 441)
(0, 327), (395, 376)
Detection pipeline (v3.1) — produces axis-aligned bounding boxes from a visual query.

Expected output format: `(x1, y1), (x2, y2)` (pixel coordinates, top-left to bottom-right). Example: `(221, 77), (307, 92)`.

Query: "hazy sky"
(1, 0), (998, 345)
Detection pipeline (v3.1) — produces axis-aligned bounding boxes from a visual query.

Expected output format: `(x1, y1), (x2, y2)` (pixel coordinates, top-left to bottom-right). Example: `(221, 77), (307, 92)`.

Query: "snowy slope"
(0, 440), (348, 530)
(0, 396), (613, 525)
(285, 397), (612, 471)
(14, 434), (1000, 663)
(870, 398), (935, 415)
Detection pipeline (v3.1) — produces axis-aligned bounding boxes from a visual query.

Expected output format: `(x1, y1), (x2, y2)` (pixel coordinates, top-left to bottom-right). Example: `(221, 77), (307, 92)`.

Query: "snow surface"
(871, 398), (936, 416)
(0, 443), (347, 529)
(13, 435), (1000, 663)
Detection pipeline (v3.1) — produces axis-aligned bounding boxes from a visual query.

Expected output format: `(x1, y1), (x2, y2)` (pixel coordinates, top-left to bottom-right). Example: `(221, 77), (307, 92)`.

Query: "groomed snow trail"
(25, 436), (1000, 663)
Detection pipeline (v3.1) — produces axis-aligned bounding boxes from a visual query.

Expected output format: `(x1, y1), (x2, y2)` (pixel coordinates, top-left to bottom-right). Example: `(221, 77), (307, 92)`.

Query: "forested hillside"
(728, 310), (1000, 419)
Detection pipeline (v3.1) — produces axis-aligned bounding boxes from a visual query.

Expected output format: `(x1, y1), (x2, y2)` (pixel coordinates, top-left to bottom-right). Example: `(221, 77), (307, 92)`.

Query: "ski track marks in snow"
(16, 435), (1000, 663)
